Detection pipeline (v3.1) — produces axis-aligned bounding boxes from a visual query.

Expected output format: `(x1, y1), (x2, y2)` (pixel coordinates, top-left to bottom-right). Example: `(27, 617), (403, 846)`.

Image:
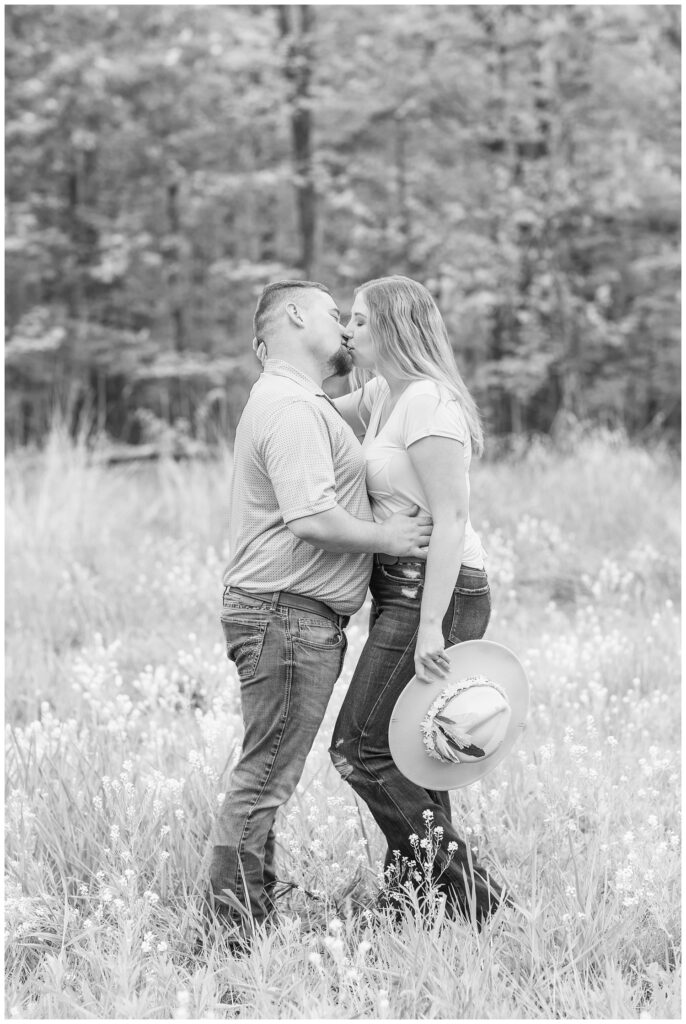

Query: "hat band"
(421, 675), (508, 764)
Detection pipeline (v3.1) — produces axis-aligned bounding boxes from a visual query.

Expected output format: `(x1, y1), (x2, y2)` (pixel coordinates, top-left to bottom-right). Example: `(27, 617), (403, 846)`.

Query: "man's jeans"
(330, 560), (505, 924)
(210, 589), (347, 930)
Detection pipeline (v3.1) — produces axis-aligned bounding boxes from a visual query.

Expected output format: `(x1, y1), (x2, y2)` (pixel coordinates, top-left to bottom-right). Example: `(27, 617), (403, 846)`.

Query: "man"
(209, 280), (431, 942)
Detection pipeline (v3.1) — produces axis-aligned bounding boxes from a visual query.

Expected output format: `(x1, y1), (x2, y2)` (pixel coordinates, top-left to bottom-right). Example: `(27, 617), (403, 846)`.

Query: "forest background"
(5, 3), (681, 452)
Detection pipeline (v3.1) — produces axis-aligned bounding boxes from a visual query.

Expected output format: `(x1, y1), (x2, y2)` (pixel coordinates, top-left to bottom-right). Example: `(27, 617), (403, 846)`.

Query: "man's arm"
(260, 399), (431, 557)
(288, 504), (432, 557)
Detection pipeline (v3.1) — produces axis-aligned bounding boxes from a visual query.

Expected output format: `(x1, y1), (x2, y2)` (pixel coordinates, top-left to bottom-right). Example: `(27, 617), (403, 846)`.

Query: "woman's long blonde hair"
(353, 275), (484, 455)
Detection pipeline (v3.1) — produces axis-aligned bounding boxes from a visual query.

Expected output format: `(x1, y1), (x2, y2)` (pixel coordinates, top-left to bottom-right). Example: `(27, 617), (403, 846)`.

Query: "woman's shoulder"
(402, 377), (456, 405)
(400, 378), (470, 439)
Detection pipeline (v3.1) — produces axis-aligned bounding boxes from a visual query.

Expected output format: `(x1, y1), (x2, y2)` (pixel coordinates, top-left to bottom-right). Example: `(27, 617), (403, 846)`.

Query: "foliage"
(5, 5), (681, 445)
(4, 428), (681, 1017)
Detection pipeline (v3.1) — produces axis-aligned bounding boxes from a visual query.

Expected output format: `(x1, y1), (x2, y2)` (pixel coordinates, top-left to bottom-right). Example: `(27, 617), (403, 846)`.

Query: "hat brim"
(389, 640), (529, 791)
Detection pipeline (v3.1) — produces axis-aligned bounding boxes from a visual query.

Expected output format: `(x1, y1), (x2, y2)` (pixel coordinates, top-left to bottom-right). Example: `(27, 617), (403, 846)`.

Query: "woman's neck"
(377, 365), (409, 405)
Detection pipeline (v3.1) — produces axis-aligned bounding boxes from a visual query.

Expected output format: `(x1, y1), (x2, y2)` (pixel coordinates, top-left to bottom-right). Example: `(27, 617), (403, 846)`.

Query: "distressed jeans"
(330, 559), (506, 924)
(210, 589), (348, 931)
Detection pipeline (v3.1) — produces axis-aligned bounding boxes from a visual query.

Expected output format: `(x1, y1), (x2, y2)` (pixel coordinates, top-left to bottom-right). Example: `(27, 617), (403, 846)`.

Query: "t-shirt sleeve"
(258, 401), (338, 523)
(400, 388), (468, 448)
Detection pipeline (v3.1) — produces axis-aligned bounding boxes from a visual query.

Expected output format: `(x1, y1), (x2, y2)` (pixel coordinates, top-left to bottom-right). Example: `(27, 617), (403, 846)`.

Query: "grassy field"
(5, 424), (681, 1019)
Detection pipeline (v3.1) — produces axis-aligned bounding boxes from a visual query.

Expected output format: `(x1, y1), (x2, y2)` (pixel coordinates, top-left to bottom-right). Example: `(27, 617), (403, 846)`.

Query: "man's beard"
(327, 345), (353, 377)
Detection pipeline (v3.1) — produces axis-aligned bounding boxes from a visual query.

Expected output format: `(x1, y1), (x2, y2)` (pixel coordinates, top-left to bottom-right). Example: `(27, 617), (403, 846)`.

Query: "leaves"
(4, 5), (681, 444)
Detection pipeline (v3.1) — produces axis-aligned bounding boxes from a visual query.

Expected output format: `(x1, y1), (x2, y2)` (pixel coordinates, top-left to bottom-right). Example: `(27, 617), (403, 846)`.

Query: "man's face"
(306, 289), (353, 377)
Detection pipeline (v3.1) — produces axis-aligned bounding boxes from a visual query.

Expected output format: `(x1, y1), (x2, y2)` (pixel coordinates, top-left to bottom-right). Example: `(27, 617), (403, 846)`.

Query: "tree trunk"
(166, 176), (186, 352)
(278, 5), (316, 278)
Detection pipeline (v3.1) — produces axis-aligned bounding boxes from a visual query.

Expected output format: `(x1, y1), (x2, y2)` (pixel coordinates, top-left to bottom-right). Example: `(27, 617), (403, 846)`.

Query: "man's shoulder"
(238, 386), (332, 454)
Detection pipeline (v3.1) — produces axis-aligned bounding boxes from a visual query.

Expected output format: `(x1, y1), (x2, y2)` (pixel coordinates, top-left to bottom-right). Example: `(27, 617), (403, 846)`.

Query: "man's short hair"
(253, 280), (331, 344)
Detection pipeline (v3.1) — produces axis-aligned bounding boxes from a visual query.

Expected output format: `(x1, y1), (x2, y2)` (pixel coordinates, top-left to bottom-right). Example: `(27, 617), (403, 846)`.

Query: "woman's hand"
(414, 621), (451, 684)
(252, 337), (267, 365)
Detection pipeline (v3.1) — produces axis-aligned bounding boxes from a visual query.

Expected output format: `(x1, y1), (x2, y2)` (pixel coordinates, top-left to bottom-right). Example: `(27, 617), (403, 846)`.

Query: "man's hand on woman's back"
(377, 505), (432, 559)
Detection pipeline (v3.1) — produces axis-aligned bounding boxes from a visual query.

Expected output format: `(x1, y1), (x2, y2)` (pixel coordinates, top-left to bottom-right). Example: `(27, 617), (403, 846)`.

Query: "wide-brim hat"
(389, 640), (529, 791)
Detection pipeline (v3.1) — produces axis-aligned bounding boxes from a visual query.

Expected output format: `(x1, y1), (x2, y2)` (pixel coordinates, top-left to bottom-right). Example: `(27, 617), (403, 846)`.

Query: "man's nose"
(341, 323), (352, 339)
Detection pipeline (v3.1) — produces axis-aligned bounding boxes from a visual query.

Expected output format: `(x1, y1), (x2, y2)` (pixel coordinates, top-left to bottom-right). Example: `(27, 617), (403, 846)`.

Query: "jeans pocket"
(453, 568), (490, 597)
(221, 614), (269, 681)
(448, 588), (491, 644)
(294, 616), (344, 650)
(378, 562), (425, 585)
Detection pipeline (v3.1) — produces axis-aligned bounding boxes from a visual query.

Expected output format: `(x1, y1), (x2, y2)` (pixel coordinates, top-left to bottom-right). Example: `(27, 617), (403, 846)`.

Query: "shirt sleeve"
(258, 401), (338, 523)
(400, 387), (468, 448)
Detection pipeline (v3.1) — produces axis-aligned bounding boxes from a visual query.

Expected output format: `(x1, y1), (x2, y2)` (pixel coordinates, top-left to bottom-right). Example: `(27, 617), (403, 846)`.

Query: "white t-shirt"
(358, 376), (484, 568)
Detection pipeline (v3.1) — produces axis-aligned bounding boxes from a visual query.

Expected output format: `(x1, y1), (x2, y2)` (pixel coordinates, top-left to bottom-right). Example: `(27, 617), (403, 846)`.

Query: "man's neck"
(265, 351), (324, 387)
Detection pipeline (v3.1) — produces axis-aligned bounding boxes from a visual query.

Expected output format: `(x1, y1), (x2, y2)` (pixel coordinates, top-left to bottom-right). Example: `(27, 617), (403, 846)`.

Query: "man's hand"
(414, 621), (451, 683)
(377, 505), (432, 558)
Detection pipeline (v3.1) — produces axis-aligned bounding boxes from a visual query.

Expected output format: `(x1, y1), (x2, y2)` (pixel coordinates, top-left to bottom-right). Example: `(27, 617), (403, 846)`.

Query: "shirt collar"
(262, 358), (326, 397)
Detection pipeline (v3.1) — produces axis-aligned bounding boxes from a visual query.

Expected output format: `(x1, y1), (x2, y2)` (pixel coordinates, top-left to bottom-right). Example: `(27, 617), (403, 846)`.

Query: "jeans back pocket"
(448, 570), (491, 643)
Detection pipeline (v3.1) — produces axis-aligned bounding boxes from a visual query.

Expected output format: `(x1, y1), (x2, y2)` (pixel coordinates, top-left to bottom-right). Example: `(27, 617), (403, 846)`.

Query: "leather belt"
(226, 587), (349, 629)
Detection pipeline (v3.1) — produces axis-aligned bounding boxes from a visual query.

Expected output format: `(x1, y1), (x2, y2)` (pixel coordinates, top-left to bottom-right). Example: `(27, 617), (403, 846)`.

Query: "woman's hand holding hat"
(414, 621), (451, 683)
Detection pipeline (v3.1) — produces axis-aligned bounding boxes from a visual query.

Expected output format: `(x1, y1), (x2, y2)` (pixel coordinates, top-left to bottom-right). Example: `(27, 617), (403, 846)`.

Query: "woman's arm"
(407, 434), (469, 684)
(333, 387), (369, 434)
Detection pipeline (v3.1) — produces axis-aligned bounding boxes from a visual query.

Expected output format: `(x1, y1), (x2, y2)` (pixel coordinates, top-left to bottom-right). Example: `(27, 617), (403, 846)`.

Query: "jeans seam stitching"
(230, 624), (293, 905)
(353, 621), (425, 842)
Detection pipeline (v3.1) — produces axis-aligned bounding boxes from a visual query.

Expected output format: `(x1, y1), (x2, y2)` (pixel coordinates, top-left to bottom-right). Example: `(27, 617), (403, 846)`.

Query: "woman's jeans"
(330, 559), (505, 924)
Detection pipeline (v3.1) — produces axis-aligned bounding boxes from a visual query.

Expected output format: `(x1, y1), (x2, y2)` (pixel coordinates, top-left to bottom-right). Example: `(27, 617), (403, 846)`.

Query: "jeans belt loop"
(269, 591), (280, 612)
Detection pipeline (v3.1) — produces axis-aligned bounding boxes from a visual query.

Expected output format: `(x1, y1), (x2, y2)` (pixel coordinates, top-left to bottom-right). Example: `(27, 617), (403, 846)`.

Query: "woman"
(330, 275), (506, 925)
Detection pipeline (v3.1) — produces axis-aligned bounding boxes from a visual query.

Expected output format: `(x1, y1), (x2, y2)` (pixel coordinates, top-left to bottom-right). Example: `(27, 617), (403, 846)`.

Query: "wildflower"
(173, 990), (191, 1020)
(157, 941), (168, 953)
(308, 952), (322, 966)
(422, 809), (434, 822)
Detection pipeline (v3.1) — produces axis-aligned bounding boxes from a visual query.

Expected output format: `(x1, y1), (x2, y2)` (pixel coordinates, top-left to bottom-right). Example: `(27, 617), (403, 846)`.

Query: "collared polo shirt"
(223, 359), (373, 615)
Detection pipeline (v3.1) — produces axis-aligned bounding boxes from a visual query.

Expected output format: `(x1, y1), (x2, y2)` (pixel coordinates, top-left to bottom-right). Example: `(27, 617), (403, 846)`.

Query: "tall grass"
(5, 425), (681, 1019)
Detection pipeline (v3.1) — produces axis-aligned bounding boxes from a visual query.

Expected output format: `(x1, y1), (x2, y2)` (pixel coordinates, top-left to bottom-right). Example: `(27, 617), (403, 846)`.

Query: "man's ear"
(285, 302), (305, 328)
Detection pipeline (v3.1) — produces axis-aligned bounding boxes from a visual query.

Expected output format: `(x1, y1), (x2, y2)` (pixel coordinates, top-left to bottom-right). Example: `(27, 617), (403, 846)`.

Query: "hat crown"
(422, 675), (512, 764)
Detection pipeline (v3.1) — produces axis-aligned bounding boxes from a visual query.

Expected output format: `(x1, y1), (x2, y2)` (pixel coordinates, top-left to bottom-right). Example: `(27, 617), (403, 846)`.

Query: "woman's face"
(343, 292), (375, 370)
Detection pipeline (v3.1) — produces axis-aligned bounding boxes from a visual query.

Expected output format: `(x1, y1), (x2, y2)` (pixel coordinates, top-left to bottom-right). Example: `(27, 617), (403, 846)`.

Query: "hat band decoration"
(421, 675), (511, 764)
